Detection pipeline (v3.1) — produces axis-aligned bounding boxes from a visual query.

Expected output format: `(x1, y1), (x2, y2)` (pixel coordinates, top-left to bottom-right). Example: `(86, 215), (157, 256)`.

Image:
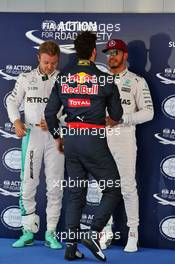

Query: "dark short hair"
(38, 41), (60, 56)
(74, 31), (97, 59)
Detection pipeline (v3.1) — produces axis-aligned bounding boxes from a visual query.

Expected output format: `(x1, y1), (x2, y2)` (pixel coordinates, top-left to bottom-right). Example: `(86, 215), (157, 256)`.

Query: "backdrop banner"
(0, 13), (175, 249)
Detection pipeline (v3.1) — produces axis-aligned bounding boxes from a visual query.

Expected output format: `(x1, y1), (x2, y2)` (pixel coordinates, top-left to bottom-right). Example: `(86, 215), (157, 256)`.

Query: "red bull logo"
(62, 84), (98, 95)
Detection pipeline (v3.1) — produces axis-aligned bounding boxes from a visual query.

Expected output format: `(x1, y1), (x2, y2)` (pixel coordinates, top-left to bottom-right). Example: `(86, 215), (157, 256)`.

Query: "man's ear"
(92, 48), (97, 57)
(37, 54), (40, 63)
(91, 48), (97, 61)
(124, 52), (128, 61)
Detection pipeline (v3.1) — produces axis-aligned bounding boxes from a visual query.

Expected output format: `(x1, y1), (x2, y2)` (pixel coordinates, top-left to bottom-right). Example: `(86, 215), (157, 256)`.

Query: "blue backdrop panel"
(0, 13), (175, 249)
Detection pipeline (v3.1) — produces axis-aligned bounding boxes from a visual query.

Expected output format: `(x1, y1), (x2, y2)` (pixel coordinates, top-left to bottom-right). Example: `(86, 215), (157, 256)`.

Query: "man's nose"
(48, 64), (53, 70)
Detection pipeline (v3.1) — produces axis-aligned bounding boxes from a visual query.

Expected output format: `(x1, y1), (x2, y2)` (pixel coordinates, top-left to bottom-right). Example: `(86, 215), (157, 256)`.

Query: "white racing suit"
(107, 68), (154, 229)
(94, 68), (154, 247)
(7, 68), (64, 232)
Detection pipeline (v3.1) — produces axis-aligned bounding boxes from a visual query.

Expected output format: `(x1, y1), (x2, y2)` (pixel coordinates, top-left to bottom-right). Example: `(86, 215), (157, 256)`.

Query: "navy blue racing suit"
(45, 60), (123, 236)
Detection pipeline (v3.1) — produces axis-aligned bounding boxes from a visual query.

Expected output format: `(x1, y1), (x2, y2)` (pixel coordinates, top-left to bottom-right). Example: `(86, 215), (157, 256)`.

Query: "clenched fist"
(14, 119), (26, 138)
(39, 119), (48, 131)
(105, 116), (118, 127)
(55, 138), (64, 154)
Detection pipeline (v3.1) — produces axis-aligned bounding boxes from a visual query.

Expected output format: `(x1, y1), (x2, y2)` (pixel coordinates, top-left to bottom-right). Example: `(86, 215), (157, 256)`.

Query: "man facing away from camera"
(7, 41), (64, 249)
(45, 31), (123, 262)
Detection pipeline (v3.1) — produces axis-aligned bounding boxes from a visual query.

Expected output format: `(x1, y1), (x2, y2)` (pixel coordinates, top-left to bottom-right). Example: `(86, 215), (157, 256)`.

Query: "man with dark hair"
(45, 31), (123, 262)
(7, 40), (64, 249)
(74, 30), (97, 59)
(101, 39), (154, 252)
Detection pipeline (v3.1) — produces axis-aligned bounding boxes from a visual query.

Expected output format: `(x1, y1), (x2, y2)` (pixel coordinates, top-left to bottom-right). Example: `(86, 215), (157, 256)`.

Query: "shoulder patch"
(121, 87), (131, 93)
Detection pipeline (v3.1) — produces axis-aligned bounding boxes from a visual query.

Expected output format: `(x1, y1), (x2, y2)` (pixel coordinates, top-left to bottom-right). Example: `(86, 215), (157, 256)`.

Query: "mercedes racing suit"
(45, 60), (123, 235)
(6, 68), (64, 232)
(107, 68), (154, 228)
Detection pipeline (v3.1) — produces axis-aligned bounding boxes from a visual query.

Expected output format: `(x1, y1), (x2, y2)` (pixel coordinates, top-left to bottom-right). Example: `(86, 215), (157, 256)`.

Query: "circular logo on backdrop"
(159, 216), (175, 241)
(1, 206), (22, 230)
(162, 95), (175, 119)
(3, 91), (24, 112)
(160, 155), (175, 180)
(2, 148), (21, 172)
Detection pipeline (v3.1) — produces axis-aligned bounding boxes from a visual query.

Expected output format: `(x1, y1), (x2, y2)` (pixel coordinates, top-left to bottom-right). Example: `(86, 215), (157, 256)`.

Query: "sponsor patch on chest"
(68, 98), (91, 107)
(121, 87), (131, 93)
(61, 84), (98, 95)
(121, 99), (131, 105)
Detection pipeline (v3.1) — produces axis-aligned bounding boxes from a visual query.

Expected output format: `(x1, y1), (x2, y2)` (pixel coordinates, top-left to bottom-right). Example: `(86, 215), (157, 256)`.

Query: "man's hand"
(14, 119), (26, 137)
(39, 119), (48, 131)
(105, 116), (118, 127)
(55, 138), (64, 154)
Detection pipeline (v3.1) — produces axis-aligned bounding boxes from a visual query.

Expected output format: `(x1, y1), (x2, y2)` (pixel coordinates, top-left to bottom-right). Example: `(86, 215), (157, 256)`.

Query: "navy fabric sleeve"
(45, 83), (62, 139)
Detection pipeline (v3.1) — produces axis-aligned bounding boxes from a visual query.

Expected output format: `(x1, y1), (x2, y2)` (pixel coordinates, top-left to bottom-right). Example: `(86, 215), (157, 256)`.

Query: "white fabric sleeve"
(6, 73), (26, 124)
(122, 77), (154, 125)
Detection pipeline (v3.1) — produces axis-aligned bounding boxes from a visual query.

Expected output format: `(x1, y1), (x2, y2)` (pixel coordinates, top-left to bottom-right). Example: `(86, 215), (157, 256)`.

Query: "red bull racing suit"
(45, 60), (123, 236)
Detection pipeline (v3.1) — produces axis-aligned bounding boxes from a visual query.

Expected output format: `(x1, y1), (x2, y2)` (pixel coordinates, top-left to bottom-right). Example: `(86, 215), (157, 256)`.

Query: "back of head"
(74, 31), (97, 60)
(38, 40), (60, 56)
